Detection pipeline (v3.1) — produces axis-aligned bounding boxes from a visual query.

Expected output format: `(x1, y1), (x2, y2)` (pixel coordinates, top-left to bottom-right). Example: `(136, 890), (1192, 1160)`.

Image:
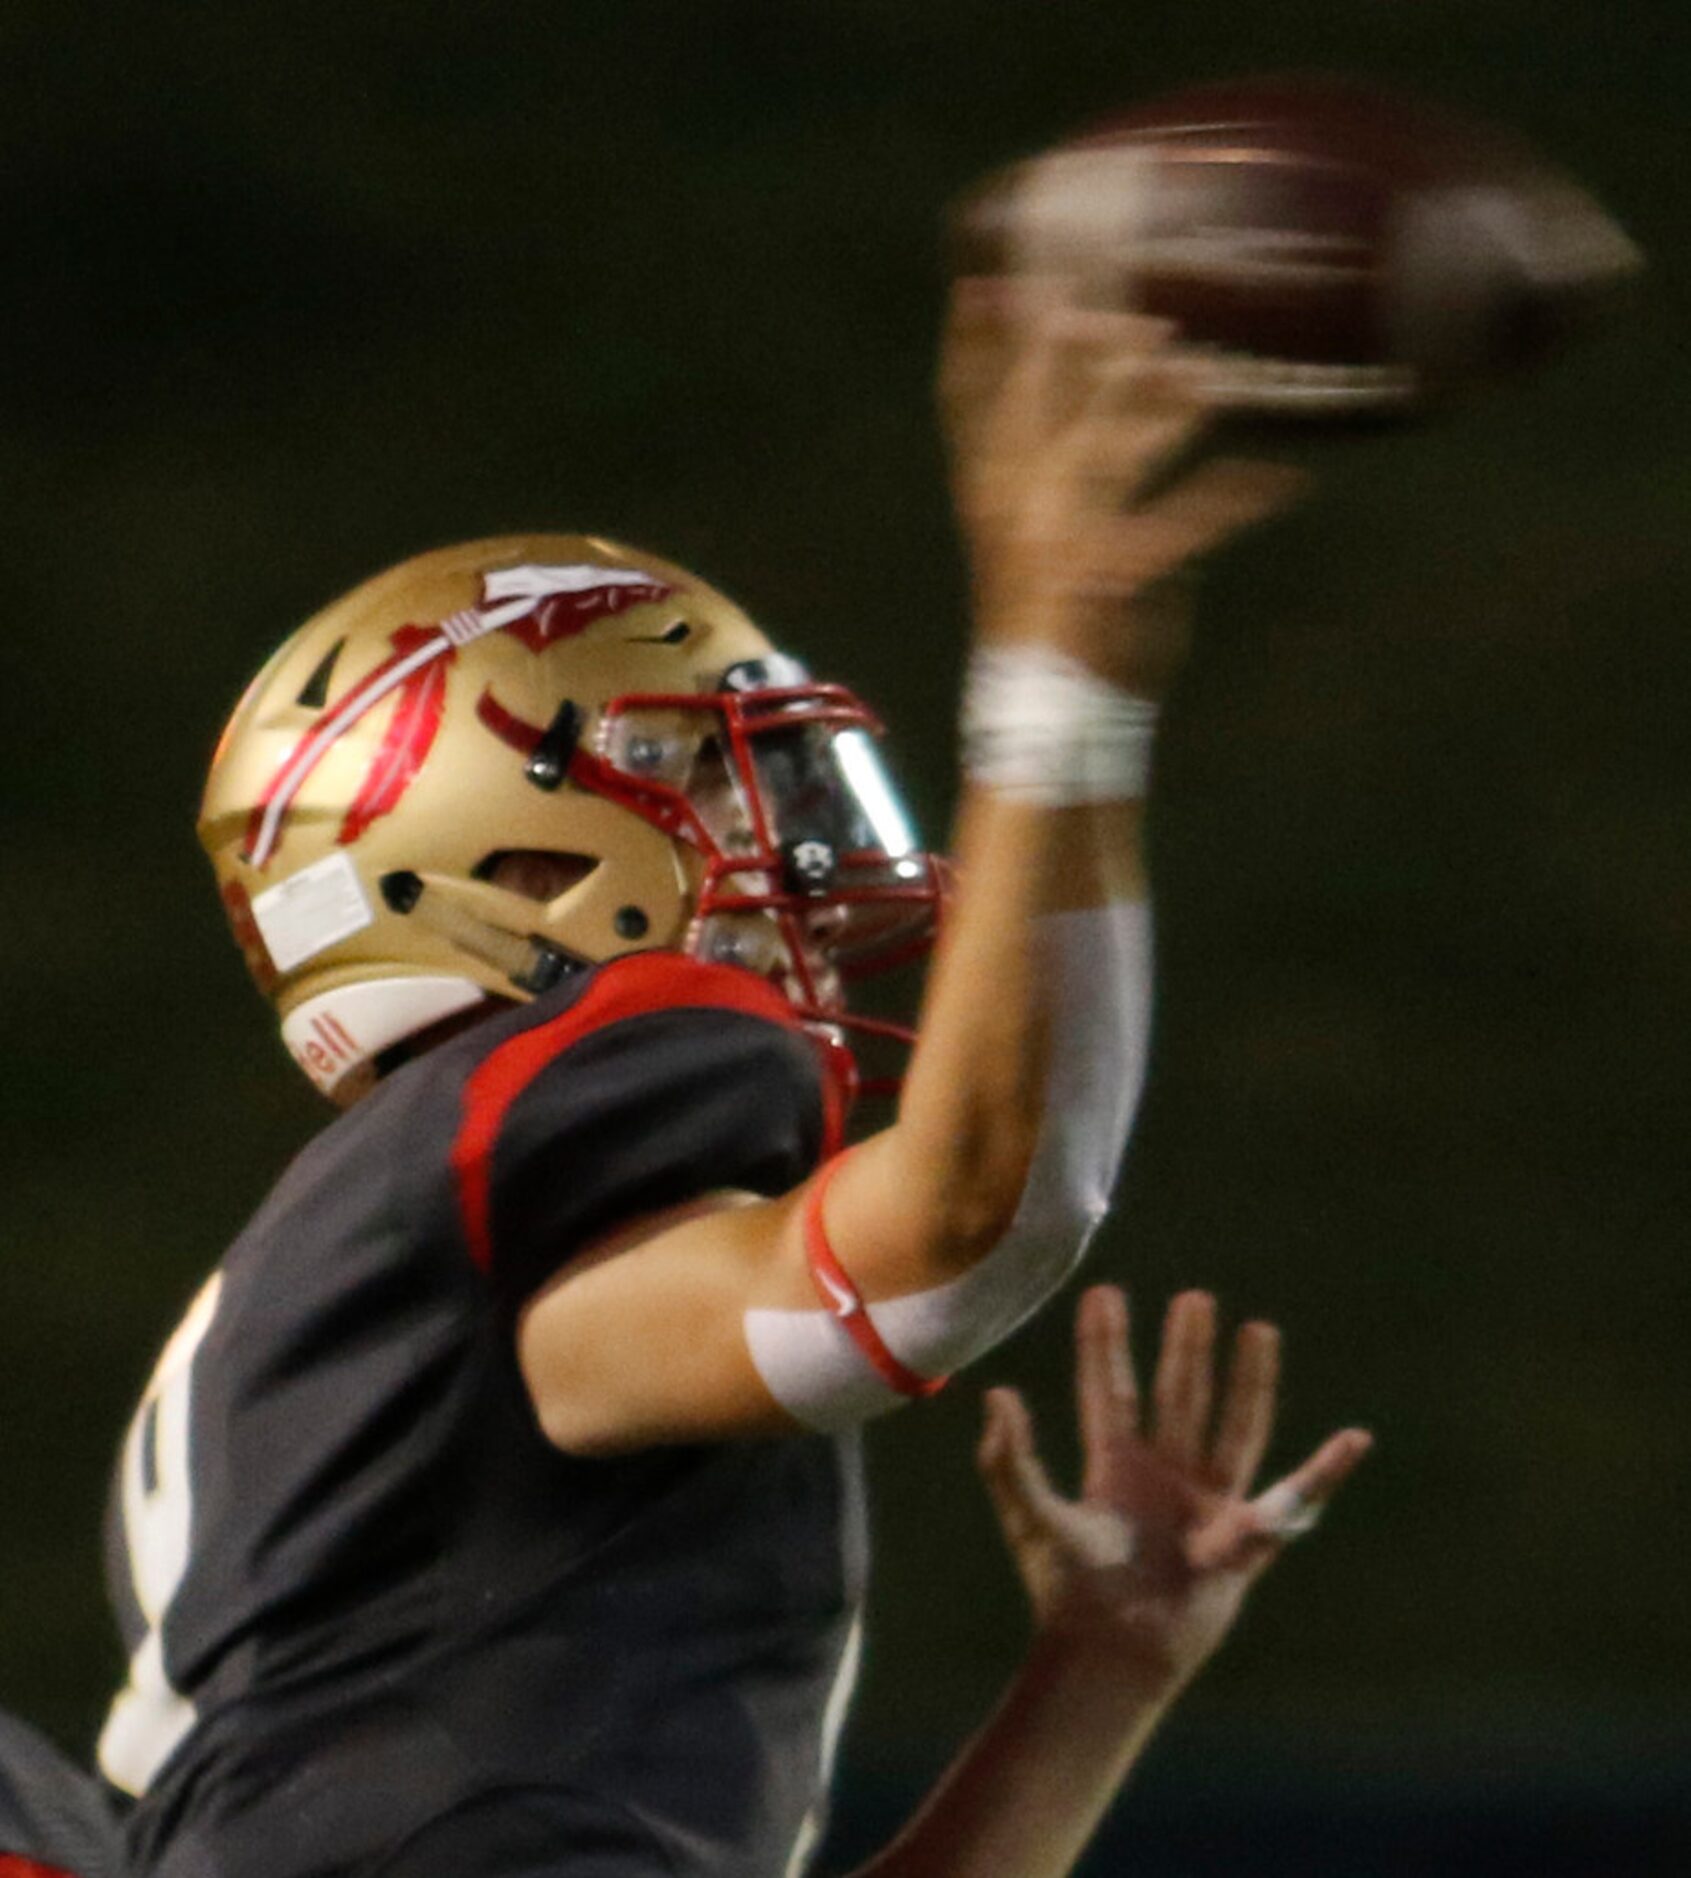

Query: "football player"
(98, 298), (1367, 1875)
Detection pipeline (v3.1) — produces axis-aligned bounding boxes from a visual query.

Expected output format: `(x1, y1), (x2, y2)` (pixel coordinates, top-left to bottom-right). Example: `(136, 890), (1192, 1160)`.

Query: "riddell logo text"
(292, 1012), (359, 1085)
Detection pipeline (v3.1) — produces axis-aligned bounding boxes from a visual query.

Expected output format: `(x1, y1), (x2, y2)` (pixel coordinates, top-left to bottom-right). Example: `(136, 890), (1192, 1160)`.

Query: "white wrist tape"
(746, 899), (1154, 1431)
(962, 644), (1159, 804)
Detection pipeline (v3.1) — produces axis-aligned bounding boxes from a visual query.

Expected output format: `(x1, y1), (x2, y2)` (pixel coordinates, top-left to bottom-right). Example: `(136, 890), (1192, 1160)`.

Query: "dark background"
(2, 4), (1688, 1873)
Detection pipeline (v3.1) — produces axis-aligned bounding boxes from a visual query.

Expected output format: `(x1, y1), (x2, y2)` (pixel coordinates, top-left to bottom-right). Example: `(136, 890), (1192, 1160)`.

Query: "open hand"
(978, 1286), (1371, 1693)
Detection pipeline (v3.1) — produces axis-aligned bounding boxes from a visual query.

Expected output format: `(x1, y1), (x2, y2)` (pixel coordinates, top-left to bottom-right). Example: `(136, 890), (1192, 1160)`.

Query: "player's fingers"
(1080, 331), (1210, 433)
(1184, 1500), (1275, 1574)
(1063, 311), (1183, 413)
(1209, 1320), (1281, 1495)
(1085, 457), (1307, 594)
(1249, 1428), (1375, 1540)
(1031, 320), (1198, 485)
(1151, 1290), (1216, 1467)
(1058, 400), (1210, 512)
(1187, 1430), (1371, 1575)
(978, 1388), (1068, 1552)
(974, 290), (1098, 470)
(1146, 452), (1307, 537)
(963, 295), (1173, 473)
(942, 279), (1059, 506)
(1076, 1285), (1139, 1499)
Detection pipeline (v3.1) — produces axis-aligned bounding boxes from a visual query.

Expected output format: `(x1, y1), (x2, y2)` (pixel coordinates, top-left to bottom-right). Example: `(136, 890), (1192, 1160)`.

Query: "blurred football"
(955, 75), (1642, 417)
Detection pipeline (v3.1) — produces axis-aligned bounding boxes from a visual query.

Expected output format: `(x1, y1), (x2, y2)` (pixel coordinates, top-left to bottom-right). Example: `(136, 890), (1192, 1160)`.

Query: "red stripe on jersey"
(802, 1153), (948, 1400)
(0, 1858), (84, 1878)
(451, 951), (809, 1275)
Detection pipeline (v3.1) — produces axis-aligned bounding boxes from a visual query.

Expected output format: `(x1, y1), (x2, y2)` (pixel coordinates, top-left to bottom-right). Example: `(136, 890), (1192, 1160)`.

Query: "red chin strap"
(802, 1152), (948, 1401)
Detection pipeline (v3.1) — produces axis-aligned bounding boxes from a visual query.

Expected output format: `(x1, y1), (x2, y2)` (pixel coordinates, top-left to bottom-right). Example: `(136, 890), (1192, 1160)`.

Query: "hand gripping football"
(954, 75), (1643, 418)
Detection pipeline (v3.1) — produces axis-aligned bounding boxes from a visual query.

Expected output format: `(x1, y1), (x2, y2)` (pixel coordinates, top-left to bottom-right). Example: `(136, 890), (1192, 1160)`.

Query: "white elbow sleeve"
(746, 899), (1155, 1432)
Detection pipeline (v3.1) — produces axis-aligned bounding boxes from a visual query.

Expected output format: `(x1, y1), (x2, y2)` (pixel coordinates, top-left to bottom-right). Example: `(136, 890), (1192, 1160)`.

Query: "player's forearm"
(867, 786), (1144, 1260)
(849, 1630), (1175, 1878)
(836, 590), (1163, 1283)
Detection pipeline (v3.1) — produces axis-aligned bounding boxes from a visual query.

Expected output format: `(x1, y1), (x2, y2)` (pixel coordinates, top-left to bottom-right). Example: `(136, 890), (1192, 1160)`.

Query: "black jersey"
(101, 953), (862, 1878)
(0, 1709), (123, 1878)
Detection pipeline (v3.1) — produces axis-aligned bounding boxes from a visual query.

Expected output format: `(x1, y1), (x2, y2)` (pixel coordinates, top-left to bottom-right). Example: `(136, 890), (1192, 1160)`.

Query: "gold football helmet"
(200, 533), (942, 1101)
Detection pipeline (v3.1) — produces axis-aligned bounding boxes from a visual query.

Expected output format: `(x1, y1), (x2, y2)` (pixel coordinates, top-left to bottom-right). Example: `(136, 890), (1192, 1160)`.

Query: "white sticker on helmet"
(251, 851), (376, 972)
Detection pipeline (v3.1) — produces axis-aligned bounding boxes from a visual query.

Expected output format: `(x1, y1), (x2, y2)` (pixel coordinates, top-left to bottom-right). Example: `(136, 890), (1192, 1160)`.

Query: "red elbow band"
(802, 1154), (949, 1401)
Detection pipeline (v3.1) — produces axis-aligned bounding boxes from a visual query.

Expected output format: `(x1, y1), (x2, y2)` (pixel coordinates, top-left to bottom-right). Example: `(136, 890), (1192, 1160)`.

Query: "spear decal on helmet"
(243, 564), (674, 867)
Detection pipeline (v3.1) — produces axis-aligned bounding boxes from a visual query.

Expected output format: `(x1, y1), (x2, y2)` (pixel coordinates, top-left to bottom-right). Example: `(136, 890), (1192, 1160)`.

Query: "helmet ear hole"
(474, 850), (599, 902)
